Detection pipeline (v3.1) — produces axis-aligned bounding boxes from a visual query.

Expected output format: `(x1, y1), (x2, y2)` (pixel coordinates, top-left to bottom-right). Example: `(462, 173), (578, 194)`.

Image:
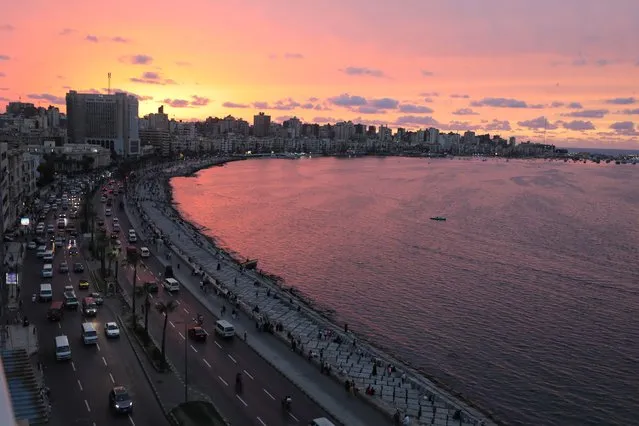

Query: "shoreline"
(155, 157), (505, 425)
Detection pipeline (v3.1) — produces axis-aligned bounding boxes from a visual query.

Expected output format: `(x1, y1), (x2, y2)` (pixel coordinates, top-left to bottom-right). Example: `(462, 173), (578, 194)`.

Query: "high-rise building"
(253, 112), (271, 137)
(65, 90), (140, 157)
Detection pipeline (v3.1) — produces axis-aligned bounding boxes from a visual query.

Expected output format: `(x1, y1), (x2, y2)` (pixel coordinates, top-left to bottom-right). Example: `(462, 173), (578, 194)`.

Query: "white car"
(27, 241), (37, 250)
(105, 322), (120, 338)
(140, 247), (150, 258)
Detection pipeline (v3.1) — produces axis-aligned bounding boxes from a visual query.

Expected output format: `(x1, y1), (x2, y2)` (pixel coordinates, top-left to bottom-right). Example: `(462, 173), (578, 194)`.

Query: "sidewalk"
(127, 166), (495, 426)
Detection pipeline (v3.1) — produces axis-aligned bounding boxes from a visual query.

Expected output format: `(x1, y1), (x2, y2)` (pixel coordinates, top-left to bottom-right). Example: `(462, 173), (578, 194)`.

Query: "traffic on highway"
(21, 176), (168, 426)
(104, 179), (342, 425)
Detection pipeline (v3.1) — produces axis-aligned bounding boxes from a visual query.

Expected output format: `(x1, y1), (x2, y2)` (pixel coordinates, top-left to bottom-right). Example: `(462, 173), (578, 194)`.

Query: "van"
(214, 320), (235, 338)
(36, 245), (46, 258)
(163, 278), (180, 292)
(39, 284), (53, 302)
(55, 335), (72, 361)
(41, 264), (53, 278)
(47, 301), (64, 321)
(81, 323), (98, 345)
(309, 419), (336, 426)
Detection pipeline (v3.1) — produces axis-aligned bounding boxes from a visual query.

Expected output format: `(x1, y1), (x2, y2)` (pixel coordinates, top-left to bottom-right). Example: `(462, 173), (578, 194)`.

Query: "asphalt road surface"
(20, 206), (168, 426)
(104, 190), (346, 425)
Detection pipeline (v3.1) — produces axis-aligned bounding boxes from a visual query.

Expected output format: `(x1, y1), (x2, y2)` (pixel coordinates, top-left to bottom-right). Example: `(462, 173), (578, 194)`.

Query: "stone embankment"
(126, 158), (501, 426)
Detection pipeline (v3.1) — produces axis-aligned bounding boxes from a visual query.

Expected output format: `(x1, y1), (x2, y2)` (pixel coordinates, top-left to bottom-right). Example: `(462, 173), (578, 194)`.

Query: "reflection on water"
(172, 157), (639, 426)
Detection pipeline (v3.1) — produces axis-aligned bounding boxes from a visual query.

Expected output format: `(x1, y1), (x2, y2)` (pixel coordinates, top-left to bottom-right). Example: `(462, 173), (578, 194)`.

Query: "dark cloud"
(484, 119), (511, 131)
(341, 67), (386, 78)
(421, 70), (434, 77)
(59, 28), (74, 36)
(450, 94), (470, 99)
(550, 101), (564, 108)
(605, 97), (635, 105)
(252, 98), (301, 111)
(283, 53), (304, 59)
(191, 96), (209, 107)
(562, 120), (595, 131)
(301, 103), (314, 109)
(618, 108), (639, 115)
(399, 104), (434, 114)
(308, 97), (319, 102)
(0, 96), (10, 102)
(85, 35), (99, 43)
(561, 109), (608, 118)
(419, 92), (439, 97)
(137, 95), (153, 101)
(441, 121), (480, 131)
(27, 93), (65, 105)
(328, 93), (367, 107)
(567, 102), (583, 109)
(356, 106), (386, 114)
(452, 108), (478, 116)
(517, 116), (558, 130)
(223, 102), (249, 108)
(471, 97), (543, 108)
(369, 98), (399, 109)
(595, 59), (610, 67)
(394, 116), (440, 127)
(312, 116), (338, 124)
(0, 55), (10, 61)
(162, 98), (190, 108)
(572, 58), (587, 66)
(121, 55), (153, 65)
(111, 36), (129, 43)
(609, 121), (638, 135)
(423, 98), (434, 103)
(0, 24), (15, 31)
(130, 72), (176, 85)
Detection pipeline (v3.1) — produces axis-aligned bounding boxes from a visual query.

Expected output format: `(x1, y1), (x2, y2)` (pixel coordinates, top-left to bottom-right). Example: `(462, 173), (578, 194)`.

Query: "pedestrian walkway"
(126, 164), (497, 426)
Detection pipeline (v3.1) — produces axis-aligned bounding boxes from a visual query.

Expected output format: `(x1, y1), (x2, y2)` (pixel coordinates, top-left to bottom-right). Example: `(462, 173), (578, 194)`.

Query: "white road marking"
(84, 399), (91, 412)
(102, 356), (108, 366)
(109, 373), (115, 383)
(236, 394), (248, 407)
(183, 308), (189, 314)
(257, 417), (266, 426)
(203, 359), (211, 368)
(263, 388), (275, 400)
(190, 345), (198, 353)
(178, 332), (185, 340)
(169, 321), (175, 328)
(214, 341), (222, 348)
(128, 414), (136, 426)
(228, 354), (237, 364)
(96, 343), (100, 351)
(58, 323), (61, 329)
(243, 370), (254, 380)
(77, 379), (83, 391)
(71, 362), (76, 372)
(218, 376), (228, 386)
(175, 300), (181, 305)
(289, 413), (299, 422)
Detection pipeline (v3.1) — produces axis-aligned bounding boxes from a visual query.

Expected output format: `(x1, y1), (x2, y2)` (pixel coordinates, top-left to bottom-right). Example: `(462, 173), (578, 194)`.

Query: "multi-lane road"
(103, 190), (350, 425)
(21, 205), (168, 426)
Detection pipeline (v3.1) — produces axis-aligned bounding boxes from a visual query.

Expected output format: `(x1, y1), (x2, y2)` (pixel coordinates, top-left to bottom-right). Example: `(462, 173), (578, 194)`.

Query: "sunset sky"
(1, 0), (639, 147)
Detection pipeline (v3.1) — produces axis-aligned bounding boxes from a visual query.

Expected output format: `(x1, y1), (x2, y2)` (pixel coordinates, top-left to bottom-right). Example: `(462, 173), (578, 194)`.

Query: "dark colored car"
(47, 301), (64, 321)
(90, 292), (104, 305)
(73, 263), (84, 273)
(111, 232), (119, 240)
(63, 292), (79, 310)
(109, 386), (133, 413)
(144, 281), (159, 294)
(188, 327), (208, 342)
(164, 265), (174, 279)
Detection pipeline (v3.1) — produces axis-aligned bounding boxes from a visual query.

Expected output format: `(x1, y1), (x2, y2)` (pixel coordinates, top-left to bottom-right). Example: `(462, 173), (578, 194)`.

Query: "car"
(105, 322), (120, 338)
(73, 263), (84, 273)
(59, 261), (69, 273)
(64, 285), (74, 293)
(140, 247), (150, 258)
(27, 241), (37, 250)
(63, 291), (79, 310)
(188, 326), (208, 342)
(90, 292), (104, 305)
(111, 232), (119, 240)
(144, 281), (159, 293)
(114, 239), (122, 249)
(78, 279), (90, 290)
(109, 386), (133, 413)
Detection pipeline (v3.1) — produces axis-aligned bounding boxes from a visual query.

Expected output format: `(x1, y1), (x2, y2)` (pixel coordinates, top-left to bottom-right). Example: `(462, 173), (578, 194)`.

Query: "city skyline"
(1, 0), (639, 148)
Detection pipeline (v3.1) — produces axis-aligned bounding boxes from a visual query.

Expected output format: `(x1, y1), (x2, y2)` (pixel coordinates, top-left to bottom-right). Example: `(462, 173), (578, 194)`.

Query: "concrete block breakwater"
(127, 158), (501, 426)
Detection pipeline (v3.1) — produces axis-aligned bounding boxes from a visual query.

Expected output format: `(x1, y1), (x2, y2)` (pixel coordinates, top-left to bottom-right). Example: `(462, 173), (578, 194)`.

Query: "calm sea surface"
(171, 157), (639, 426)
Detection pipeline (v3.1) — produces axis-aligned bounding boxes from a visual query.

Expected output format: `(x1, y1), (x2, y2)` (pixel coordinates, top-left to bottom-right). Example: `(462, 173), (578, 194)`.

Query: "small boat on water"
(430, 216), (447, 221)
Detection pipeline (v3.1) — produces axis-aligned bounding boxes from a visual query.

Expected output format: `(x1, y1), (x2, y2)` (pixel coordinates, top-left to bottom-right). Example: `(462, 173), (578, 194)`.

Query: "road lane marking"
(289, 413), (299, 422)
(236, 394), (248, 407)
(214, 341), (221, 348)
(84, 399), (91, 412)
(169, 321), (175, 328)
(96, 343), (100, 351)
(178, 332), (185, 340)
(263, 388), (275, 400)
(228, 354), (237, 364)
(109, 373), (115, 383)
(190, 345), (198, 353)
(243, 370), (254, 380)
(203, 359), (211, 368)
(257, 417), (266, 426)
(71, 362), (76, 372)
(102, 356), (108, 366)
(218, 376), (228, 386)
(183, 308), (189, 314)
(128, 414), (136, 426)
(77, 379), (83, 391)
(175, 300), (181, 305)
(58, 323), (61, 329)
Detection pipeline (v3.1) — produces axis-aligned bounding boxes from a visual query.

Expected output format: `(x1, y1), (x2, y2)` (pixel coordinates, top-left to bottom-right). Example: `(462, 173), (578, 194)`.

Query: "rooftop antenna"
(108, 72), (112, 95)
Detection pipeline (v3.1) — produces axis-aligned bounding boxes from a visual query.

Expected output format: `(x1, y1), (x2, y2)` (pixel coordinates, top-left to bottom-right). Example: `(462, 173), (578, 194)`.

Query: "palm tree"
(142, 282), (153, 338)
(156, 300), (178, 371)
(97, 229), (108, 277)
(106, 247), (118, 278)
(128, 248), (140, 330)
